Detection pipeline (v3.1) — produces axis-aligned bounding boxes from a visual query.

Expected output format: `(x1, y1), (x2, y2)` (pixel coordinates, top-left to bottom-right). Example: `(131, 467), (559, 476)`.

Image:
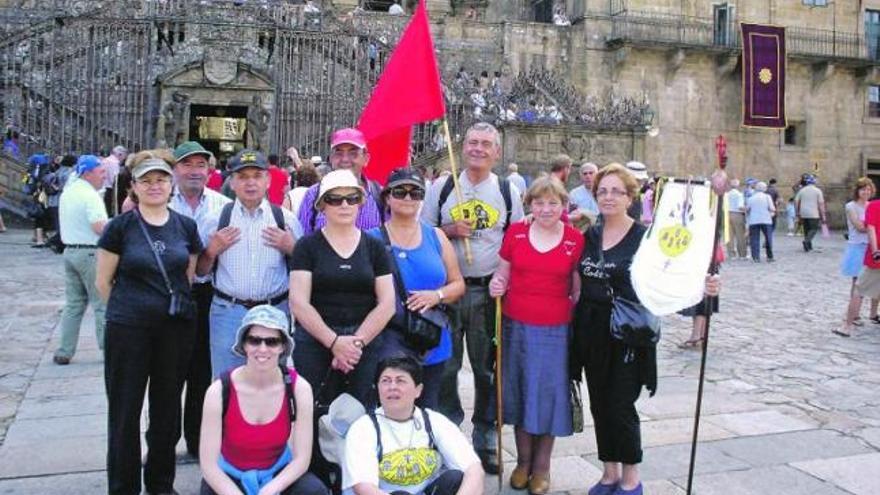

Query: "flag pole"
(494, 296), (504, 490)
(685, 169), (727, 495)
(442, 119), (473, 265)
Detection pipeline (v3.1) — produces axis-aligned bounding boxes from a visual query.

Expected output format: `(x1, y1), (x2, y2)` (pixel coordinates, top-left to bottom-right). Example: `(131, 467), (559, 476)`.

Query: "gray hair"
(730, 179), (740, 187)
(465, 122), (501, 148)
(507, 163), (518, 172)
(755, 181), (768, 192)
(580, 162), (598, 173)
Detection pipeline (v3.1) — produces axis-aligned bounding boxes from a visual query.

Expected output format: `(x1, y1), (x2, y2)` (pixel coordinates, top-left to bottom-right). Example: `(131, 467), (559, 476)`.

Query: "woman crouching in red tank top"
(199, 304), (329, 495)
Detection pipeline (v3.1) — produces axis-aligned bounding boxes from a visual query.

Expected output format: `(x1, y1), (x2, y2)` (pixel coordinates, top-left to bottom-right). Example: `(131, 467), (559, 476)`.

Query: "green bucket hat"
(173, 141), (214, 163)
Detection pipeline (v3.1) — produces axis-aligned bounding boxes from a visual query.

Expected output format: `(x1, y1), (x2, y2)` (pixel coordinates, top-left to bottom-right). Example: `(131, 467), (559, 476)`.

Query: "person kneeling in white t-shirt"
(342, 356), (485, 495)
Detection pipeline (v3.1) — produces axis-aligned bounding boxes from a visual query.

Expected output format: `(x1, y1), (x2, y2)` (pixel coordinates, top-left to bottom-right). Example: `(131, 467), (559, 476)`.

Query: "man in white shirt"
(506, 162), (527, 194)
(569, 161), (599, 228)
(197, 149), (303, 377)
(795, 175), (826, 252)
(725, 179), (747, 259)
(53, 155), (108, 365)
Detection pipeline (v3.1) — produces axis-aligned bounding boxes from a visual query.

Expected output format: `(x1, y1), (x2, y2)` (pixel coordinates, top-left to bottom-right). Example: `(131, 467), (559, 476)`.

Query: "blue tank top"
(368, 222), (452, 365)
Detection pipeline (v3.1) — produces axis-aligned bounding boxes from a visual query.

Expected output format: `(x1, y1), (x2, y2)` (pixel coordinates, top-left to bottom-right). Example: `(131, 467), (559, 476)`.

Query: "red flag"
(358, 0), (445, 184)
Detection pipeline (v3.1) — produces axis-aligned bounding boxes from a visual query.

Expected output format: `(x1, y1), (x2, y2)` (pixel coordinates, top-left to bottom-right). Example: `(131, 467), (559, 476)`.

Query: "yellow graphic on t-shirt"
(379, 447), (440, 486)
(450, 200), (499, 231)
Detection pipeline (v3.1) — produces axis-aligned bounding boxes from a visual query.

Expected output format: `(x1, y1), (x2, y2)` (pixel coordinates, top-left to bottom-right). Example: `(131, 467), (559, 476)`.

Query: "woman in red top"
(489, 176), (584, 495)
(199, 305), (328, 495)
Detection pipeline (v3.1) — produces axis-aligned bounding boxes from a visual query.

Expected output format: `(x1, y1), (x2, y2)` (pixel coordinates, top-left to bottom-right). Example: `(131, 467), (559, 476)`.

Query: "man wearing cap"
(168, 141), (231, 457)
(297, 128), (385, 235)
(625, 161), (649, 222)
(53, 155), (109, 365)
(569, 162), (599, 227)
(421, 122), (524, 474)
(197, 149), (303, 378)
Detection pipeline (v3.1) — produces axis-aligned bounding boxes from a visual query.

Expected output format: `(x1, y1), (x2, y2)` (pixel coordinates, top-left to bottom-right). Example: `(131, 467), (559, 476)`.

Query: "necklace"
(386, 222), (420, 259)
(380, 410), (418, 449)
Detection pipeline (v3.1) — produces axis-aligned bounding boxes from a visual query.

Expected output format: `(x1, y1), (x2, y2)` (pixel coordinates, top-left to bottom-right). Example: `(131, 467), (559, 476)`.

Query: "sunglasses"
(389, 187), (425, 200)
(244, 335), (285, 348)
(323, 193), (363, 206)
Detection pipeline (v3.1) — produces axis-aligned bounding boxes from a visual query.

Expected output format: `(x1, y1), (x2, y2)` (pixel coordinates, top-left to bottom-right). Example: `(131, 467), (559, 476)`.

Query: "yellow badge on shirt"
(450, 200), (499, 231)
(379, 447), (440, 486)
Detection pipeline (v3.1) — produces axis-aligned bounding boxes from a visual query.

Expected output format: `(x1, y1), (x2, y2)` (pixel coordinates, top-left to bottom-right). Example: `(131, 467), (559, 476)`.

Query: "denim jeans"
(56, 248), (106, 359)
(208, 296), (289, 378)
(749, 223), (774, 261)
(437, 284), (497, 453)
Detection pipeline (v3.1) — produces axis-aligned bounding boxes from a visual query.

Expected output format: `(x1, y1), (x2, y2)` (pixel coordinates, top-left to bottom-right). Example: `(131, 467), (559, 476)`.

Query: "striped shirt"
(169, 187), (231, 284)
(297, 180), (384, 235)
(204, 198), (303, 300)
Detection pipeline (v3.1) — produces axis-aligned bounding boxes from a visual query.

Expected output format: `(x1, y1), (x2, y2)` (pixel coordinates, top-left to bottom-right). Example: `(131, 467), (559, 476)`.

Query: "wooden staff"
(494, 296), (504, 490)
(442, 119), (472, 265)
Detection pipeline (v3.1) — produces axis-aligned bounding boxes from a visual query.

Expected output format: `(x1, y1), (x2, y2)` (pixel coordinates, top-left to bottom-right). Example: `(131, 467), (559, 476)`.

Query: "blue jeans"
(208, 296), (289, 378)
(749, 224), (774, 261)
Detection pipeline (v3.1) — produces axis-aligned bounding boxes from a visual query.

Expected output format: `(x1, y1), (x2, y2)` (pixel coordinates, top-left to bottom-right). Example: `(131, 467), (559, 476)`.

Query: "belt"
(65, 244), (97, 249)
(214, 289), (288, 309)
(464, 276), (492, 286)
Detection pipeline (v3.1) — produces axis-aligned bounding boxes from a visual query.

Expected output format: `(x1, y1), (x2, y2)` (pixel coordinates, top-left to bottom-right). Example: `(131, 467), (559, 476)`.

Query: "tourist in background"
(96, 149), (202, 495)
(746, 181), (775, 263)
(506, 162), (527, 194)
(368, 168), (464, 410)
(267, 153), (291, 206)
(489, 176), (583, 494)
(725, 179), (747, 259)
(836, 177), (876, 337)
(795, 174), (826, 252)
(283, 163), (320, 219)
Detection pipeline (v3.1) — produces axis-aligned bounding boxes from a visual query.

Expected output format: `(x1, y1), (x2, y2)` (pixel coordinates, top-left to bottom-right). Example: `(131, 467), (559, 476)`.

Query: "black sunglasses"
(323, 192), (363, 206)
(244, 335), (285, 348)
(389, 187), (425, 200)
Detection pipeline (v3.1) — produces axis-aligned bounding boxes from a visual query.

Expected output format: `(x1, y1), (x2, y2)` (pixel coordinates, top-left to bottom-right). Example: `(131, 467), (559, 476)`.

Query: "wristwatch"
(436, 289), (444, 303)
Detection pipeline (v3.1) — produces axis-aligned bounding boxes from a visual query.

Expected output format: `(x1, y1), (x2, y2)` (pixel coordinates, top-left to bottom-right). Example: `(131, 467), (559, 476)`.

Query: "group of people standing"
(52, 121), (722, 495)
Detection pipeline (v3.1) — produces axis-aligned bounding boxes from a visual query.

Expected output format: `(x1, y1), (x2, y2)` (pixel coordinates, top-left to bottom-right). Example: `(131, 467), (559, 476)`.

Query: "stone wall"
(0, 155), (27, 217)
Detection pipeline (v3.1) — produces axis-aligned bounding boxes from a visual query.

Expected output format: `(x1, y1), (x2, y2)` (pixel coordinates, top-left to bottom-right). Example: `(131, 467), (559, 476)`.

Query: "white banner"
(631, 179), (718, 316)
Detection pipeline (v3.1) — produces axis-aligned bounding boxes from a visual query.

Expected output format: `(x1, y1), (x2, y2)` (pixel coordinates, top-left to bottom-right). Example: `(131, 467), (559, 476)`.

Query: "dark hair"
(295, 163), (320, 188)
(375, 355), (423, 386)
(60, 154), (76, 168)
(268, 154), (279, 166)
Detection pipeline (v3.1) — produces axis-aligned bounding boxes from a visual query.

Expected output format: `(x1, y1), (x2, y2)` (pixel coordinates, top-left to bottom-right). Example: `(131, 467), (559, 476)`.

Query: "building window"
(784, 122), (806, 147)
(803, 0), (828, 6)
(869, 86), (880, 118)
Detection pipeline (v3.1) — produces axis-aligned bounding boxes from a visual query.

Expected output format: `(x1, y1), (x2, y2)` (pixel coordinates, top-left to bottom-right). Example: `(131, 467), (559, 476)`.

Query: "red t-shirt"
(864, 200), (880, 269)
(267, 166), (290, 206)
(221, 368), (295, 469)
(206, 170), (224, 192)
(499, 222), (585, 325)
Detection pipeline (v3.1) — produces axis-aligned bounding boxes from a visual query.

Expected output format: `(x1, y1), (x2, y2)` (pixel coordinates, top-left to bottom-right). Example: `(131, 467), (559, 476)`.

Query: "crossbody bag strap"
(379, 224), (410, 303)
(135, 210), (174, 296)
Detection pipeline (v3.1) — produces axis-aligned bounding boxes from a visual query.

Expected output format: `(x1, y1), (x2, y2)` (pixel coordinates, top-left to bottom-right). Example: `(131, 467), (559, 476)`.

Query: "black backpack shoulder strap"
(420, 408), (436, 450)
(218, 202), (234, 231)
(270, 204), (286, 230)
(281, 365), (297, 423)
(499, 176), (513, 232)
(220, 370), (232, 424)
(368, 410), (383, 461)
(437, 175), (456, 226)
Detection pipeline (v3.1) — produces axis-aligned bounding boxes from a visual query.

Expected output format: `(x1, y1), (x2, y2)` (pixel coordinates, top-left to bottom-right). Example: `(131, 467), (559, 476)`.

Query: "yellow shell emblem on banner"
(758, 68), (773, 84)
(658, 225), (692, 258)
(379, 447), (440, 486)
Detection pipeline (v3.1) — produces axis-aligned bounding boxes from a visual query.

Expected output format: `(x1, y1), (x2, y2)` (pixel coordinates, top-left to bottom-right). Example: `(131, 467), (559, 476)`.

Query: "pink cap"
(330, 128), (367, 149)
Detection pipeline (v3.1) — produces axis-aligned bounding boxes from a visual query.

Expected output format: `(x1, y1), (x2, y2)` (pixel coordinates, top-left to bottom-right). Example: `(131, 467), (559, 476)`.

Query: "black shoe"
(53, 354), (70, 365)
(478, 450), (500, 475)
(148, 490), (179, 495)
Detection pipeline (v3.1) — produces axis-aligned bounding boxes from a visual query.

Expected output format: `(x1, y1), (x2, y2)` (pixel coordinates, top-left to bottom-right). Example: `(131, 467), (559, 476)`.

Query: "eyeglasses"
(323, 192), (363, 206)
(136, 177), (172, 187)
(244, 335), (285, 348)
(596, 188), (628, 198)
(389, 187), (425, 200)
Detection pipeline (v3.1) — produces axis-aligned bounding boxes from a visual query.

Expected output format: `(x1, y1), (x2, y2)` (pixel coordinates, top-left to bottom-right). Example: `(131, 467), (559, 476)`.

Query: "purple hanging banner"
(741, 23), (786, 128)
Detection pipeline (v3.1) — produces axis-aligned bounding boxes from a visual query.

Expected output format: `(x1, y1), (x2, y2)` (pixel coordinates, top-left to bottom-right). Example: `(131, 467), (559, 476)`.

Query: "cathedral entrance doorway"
(189, 104), (248, 163)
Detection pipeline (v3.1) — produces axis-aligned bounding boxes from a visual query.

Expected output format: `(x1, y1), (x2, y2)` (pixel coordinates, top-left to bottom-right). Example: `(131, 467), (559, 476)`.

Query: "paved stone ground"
(0, 227), (878, 494)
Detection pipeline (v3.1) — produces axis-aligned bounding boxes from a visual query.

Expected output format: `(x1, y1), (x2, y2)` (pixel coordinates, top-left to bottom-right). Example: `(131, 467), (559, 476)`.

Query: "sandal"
(853, 317), (864, 327)
(832, 329), (852, 338)
(677, 338), (703, 349)
(870, 315), (880, 324)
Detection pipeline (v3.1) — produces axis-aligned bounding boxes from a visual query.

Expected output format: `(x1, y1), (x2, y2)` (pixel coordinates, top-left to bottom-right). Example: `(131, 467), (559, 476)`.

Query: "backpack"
(218, 201), (286, 231)
(22, 163), (46, 196)
(436, 175), (513, 232)
(367, 407), (435, 461)
(220, 364), (297, 429)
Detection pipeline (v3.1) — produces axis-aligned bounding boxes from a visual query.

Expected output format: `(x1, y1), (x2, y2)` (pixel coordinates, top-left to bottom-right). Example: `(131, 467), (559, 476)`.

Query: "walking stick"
(442, 119), (473, 265)
(494, 296), (504, 490)
(685, 169), (727, 495)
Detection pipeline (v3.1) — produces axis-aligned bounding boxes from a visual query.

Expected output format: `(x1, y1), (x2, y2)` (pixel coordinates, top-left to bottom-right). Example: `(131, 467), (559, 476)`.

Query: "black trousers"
(105, 318), (196, 495)
(802, 218), (820, 250)
(390, 469), (464, 495)
(199, 472), (329, 495)
(578, 305), (644, 465)
(180, 282), (214, 456)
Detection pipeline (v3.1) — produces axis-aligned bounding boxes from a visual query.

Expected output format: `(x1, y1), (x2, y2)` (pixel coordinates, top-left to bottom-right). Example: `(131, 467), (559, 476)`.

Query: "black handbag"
(135, 210), (194, 318)
(379, 225), (446, 352)
(597, 223), (661, 347)
(570, 380), (584, 433)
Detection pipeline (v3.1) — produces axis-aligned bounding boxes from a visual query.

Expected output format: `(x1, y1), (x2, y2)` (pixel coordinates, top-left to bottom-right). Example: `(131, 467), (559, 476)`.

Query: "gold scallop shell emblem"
(758, 68), (773, 84)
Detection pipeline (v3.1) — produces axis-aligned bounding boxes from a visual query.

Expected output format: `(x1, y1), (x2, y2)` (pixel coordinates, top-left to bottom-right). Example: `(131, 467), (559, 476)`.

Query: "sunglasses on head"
(323, 192), (363, 206)
(244, 335), (285, 348)
(389, 186), (425, 200)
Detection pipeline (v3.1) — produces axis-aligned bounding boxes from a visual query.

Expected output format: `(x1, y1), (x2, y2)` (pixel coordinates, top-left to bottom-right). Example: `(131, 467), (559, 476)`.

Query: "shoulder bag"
(135, 210), (193, 318)
(379, 225), (446, 352)
(598, 222), (661, 347)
